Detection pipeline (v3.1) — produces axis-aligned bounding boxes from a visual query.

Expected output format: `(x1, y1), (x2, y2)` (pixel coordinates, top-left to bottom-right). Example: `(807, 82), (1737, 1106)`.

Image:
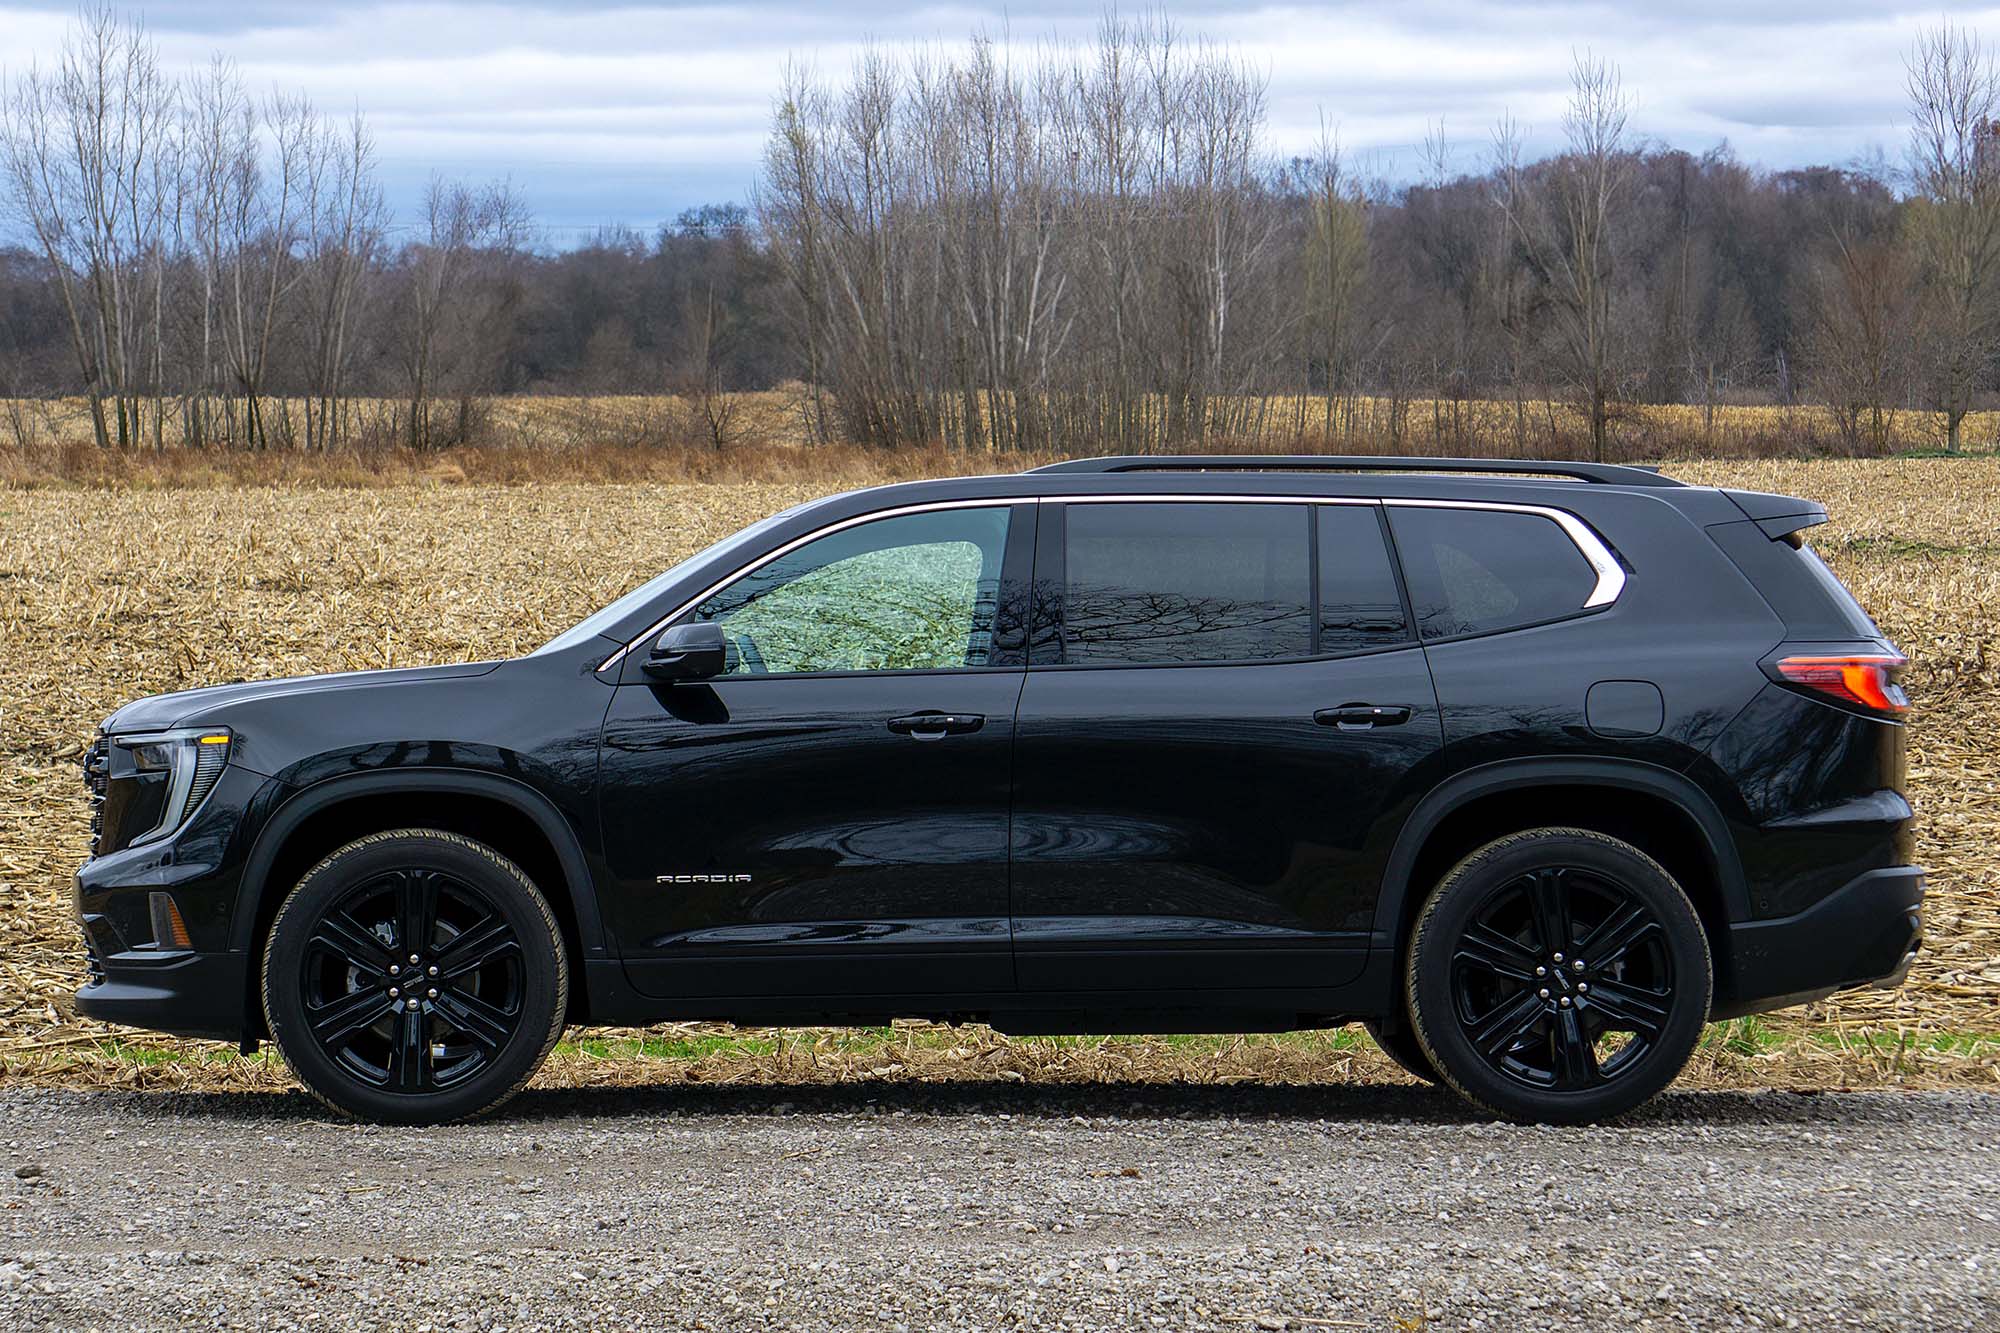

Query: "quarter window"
(1060, 503), (1312, 664)
(692, 507), (1011, 674)
(1388, 506), (1597, 639)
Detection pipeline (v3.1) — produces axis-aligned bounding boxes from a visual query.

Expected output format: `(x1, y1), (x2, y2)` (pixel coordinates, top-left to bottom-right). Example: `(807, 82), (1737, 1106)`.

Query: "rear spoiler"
(1722, 489), (1830, 541)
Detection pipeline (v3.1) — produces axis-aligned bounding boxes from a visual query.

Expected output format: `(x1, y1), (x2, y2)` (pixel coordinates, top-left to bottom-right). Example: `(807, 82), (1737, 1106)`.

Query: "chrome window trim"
(596, 491), (1623, 672)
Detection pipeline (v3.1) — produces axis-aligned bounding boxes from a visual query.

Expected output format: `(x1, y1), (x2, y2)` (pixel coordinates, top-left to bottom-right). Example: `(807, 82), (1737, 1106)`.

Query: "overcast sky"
(4, 1), (1997, 240)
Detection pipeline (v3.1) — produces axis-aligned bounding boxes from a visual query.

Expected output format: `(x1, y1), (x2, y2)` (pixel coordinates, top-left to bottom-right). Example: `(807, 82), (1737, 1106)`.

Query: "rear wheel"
(262, 829), (567, 1124)
(1406, 828), (1710, 1124)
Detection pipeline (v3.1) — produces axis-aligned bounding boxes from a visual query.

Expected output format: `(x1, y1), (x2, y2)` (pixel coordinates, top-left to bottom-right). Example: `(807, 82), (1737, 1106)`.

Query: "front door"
(1009, 499), (1445, 993)
(600, 503), (1034, 1002)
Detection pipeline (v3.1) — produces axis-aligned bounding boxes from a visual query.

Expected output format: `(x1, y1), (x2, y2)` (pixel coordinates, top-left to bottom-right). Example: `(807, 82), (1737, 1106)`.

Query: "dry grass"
(2, 456), (1996, 1095)
(6, 390), (1999, 478)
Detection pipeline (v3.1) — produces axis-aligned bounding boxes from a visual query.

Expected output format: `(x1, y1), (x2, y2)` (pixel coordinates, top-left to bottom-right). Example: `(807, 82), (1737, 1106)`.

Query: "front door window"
(691, 507), (1012, 674)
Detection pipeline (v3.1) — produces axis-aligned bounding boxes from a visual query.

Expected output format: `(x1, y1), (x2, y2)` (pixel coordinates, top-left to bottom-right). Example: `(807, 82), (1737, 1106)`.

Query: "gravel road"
(1, 1083), (1995, 1331)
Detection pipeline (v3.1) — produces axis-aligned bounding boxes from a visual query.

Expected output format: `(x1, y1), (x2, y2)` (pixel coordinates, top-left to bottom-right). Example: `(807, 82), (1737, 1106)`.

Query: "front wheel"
(1406, 828), (1711, 1125)
(262, 829), (568, 1124)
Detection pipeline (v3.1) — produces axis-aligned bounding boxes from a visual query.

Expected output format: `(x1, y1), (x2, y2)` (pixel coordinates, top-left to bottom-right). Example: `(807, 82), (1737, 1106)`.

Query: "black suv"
(74, 457), (1922, 1124)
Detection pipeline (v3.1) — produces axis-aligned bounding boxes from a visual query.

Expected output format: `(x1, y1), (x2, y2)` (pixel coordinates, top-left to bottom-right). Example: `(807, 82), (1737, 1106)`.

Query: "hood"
(100, 660), (504, 735)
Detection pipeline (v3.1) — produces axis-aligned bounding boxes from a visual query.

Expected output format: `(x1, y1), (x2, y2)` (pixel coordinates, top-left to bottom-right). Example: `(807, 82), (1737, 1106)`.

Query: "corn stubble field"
(0, 451), (1996, 1098)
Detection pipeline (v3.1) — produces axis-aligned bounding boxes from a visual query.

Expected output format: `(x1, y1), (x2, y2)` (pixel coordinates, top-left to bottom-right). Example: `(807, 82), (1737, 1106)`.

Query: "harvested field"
(1, 457), (1996, 1093)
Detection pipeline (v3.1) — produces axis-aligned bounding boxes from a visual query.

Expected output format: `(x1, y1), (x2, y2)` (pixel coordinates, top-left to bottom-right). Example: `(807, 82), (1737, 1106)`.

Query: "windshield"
(533, 501), (818, 655)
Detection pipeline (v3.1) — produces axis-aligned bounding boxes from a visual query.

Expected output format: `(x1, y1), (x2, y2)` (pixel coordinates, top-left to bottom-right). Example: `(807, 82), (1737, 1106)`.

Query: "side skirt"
(579, 952), (1398, 1034)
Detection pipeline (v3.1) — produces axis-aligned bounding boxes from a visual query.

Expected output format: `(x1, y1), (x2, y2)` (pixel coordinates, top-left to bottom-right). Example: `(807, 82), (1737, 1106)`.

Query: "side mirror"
(644, 622), (727, 681)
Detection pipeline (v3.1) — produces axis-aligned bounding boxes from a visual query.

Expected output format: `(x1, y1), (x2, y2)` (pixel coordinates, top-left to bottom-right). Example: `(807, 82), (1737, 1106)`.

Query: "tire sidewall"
(262, 829), (566, 1124)
(1408, 829), (1711, 1124)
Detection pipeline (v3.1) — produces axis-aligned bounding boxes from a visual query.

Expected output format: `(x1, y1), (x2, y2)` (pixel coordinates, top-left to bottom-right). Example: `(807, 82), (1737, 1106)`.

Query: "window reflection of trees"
(1319, 601), (1410, 652)
(1063, 584), (1312, 663)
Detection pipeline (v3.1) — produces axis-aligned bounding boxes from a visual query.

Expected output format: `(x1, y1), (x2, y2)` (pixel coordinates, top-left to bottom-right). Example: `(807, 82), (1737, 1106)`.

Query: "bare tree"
(216, 90), (312, 447)
(395, 176), (528, 449)
(1801, 229), (1915, 453)
(0, 2), (176, 448)
(299, 110), (386, 449)
(760, 10), (1282, 454)
(1905, 21), (2000, 452)
(176, 55), (251, 445)
(1299, 120), (1370, 439)
(1495, 53), (1634, 462)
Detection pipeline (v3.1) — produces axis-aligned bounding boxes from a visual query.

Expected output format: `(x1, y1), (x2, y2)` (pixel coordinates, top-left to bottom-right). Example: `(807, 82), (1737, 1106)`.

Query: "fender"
(230, 768), (609, 956)
(1372, 756), (1750, 945)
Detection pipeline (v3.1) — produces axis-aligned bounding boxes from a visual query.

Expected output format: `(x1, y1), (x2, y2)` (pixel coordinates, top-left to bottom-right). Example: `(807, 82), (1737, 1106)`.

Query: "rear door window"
(1388, 505), (1596, 639)
(1059, 502), (1312, 664)
(1317, 505), (1410, 652)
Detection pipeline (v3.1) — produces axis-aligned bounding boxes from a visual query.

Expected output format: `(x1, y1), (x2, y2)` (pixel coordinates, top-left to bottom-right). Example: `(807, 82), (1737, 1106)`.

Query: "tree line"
(4, 5), (2000, 458)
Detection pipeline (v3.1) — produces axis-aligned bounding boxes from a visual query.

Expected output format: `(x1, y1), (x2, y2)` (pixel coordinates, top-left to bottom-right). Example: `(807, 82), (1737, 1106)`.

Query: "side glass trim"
(597, 492), (1624, 672)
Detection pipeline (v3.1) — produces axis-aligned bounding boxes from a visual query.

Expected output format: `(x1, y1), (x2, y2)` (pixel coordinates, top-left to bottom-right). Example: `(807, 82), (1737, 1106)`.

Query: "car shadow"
(13, 1077), (1930, 1130)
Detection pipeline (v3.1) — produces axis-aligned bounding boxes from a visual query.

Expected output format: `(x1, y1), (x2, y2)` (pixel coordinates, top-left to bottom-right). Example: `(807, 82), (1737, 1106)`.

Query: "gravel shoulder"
(1, 1083), (1996, 1331)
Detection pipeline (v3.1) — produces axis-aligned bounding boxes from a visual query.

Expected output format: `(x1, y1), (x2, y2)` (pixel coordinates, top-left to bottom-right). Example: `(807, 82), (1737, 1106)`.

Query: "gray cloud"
(5, 1), (1998, 233)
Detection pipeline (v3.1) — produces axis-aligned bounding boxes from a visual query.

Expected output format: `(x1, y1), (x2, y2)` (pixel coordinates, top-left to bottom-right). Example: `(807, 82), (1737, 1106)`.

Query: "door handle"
(886, 712), (985, 739)
(1314, 704), (1413, 731)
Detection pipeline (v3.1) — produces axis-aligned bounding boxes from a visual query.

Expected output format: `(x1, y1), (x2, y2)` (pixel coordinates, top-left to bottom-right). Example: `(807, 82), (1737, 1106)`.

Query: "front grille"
(82, 737), (108, 856)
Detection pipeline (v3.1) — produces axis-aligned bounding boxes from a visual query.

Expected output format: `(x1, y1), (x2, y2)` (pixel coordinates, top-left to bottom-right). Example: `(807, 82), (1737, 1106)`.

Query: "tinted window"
(1317, 505), (1409, 651)
(1794, 540), (1882, 636)
(693, 507), (1010, 674)
(1388, 506), (1595, 639)
(1061, 503), (1311, 664)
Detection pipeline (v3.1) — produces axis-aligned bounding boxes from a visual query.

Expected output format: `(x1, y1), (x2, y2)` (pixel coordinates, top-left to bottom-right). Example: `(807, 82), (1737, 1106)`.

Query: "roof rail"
(1026, 455), (1684, 487)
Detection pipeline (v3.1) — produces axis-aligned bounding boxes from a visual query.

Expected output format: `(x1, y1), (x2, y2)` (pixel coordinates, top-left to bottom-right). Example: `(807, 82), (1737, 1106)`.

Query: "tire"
(262, 829), (568, 1124)
(1363, 1020), (1441, 1084)
(1405, 828), (1710, 1125)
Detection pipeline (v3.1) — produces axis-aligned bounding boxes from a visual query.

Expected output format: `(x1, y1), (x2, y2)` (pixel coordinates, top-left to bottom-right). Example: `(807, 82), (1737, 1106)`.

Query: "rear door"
(1008, 498), (1444, 993)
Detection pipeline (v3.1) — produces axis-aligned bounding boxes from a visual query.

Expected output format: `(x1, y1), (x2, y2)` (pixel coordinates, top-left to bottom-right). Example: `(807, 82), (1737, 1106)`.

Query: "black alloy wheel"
(263, 829), (566, 1123)
(1406, 828), (1710, 1124)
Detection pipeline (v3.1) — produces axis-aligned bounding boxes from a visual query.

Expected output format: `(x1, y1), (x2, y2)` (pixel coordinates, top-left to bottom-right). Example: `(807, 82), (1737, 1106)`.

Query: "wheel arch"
(233, 770), (607, 1033)
(1376, 758), (1748, 971)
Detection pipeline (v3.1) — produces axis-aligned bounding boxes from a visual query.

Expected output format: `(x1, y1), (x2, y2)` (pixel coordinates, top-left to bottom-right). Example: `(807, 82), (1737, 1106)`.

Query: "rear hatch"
(1705, 489), (1908, 720)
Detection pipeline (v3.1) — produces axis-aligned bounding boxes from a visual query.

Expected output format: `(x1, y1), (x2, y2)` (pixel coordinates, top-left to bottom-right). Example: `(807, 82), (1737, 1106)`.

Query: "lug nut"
(1559, 996), (1572, 1007)
(1578, 983), (1590, 993)
(388, 987), (399, 998)
(389, 964), (401, 975)
(408, 953), (420, 964)
(427, 965), (439, 977)
(1538, 988), (1550, 999)
(1553, 952), (1565, 963)
(1572, 959), (1585, 972)
(426, 988), (438, 999)
(1535, 966), (1547, 977)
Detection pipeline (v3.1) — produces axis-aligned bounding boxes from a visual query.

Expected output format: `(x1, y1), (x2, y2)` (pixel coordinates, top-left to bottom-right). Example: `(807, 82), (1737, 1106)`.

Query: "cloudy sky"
(4, 1), (1997, 239)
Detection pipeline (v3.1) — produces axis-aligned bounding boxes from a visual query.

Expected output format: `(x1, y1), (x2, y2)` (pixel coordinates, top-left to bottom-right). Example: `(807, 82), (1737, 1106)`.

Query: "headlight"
(106, 727), (232, 846)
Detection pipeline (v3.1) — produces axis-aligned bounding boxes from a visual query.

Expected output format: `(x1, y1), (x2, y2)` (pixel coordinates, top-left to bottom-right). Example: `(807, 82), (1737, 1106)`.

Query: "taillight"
(1773, 654), (1909, 716)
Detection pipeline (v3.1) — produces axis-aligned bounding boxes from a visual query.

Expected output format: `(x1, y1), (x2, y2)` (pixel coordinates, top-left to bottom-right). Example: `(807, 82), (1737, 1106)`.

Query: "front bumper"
(1714, 864), (1924, 1020)
(70, 763), (275, 1043)
(73, 945), (249, 1041)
